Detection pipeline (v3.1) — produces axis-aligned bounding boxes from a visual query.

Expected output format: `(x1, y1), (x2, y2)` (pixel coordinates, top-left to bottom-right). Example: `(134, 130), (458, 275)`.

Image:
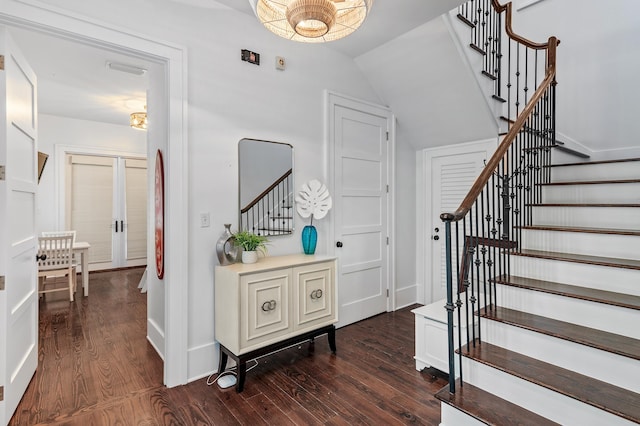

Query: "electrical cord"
(206, 359), (259, 386)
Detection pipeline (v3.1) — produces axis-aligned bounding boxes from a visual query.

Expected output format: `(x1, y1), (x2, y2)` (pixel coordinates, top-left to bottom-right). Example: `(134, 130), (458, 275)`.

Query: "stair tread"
(553, 144), (591, 158)
(435, 380), (559, 426)
(492, 274), (640, 310)
(548, 157), (640, 168)
(517, 224), (640, 236)
(480, 305), (640, 360)
(512, 249), (640, 270)
(460, 340), (640, 423)
(528, 203), (640, 207)
(540, 178), (640, 186)
(456, 13), (474, 28)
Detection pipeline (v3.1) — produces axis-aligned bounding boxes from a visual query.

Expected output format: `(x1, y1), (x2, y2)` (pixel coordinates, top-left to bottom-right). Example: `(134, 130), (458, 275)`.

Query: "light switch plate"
(276, 56), (286, 70)
(200, 212), (210, 228)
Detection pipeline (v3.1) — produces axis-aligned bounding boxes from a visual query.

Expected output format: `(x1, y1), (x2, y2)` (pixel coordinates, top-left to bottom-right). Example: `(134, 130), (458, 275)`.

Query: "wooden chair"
(37, 235), (77, 302)
(41, 230), (76, 245)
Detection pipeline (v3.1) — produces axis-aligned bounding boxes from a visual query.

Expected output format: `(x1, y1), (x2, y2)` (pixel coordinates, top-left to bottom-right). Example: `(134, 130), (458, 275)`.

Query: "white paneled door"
(0, 28), (39, 425)
(331, 95), (393, 327)
(426, 142), (495, 303)
(66, 154), (147, 270)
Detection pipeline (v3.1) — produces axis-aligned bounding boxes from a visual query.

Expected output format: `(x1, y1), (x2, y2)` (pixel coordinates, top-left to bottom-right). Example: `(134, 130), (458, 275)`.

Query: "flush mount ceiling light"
(250, 0), (373, 43)
(130, 108), (147, 130)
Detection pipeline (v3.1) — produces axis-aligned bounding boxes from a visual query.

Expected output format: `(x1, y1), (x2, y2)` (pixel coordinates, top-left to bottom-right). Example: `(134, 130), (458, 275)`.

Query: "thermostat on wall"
(241, 49), (260, 65)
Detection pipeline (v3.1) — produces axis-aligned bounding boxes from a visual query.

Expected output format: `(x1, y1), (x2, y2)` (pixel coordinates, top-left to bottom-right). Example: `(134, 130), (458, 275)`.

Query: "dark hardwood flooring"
(10, 267), (446, 425)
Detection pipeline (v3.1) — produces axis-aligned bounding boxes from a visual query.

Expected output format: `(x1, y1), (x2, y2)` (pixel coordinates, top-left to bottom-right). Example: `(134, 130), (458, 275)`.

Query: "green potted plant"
(233, 230), (268, 264)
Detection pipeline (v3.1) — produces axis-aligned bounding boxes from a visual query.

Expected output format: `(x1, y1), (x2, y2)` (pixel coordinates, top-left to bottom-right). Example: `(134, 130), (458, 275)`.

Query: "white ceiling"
(10, 26), (151, 127)
(8, 0), (461, 127)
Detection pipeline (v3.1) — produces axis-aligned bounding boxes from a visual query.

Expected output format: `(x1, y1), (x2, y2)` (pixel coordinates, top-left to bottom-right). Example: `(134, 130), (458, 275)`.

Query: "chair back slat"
(41, 230), (76, 245)
(38, 235), (74, 271)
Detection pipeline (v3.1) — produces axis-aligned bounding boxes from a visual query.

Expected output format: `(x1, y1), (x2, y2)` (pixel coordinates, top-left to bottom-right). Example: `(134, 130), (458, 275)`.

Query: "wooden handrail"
(441, 36), (558, 223)
(241, 169), (292, 214)
(491, 0), (560, 50)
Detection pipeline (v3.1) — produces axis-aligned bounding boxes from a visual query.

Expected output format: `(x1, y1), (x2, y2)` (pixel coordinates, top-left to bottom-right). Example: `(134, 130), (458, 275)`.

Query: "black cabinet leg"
(217, 347), (228, 373)
(236, 360), (247, 393)
(328, 326), (336, 354)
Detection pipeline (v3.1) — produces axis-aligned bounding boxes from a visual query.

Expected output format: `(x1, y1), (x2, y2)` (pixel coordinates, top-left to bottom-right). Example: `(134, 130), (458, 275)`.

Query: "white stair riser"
(495, 283), (640, 339)
(461, 358), (639, 426)
(550, 161), (640, 182)
(510, 256), (640, 296)
(480, 319), (640, 393)
(542, 182), (640, 204)
(440, 404), (485, 426)
(531, 206), (639, 229)
(520, 229), (640, 260)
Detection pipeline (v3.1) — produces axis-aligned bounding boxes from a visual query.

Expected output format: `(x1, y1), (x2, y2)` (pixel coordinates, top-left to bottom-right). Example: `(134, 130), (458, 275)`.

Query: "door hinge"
(386, 289), (389, 297)
(0, 55), (4, 71)
(386, 131), (389, 141)
(0, 276), (4, 291)
(386, 184), (389, 193)
(386, 236), (389, 245)
(0, 165), (5, 180)
(0, 385), (3, 401)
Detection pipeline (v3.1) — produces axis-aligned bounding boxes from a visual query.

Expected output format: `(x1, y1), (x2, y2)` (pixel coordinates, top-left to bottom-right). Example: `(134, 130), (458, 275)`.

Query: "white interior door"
(331, 96), (392, 327)
(0, 27), (39, 425)
(426, 141), (495, 304)
(66, 154), (147, 270)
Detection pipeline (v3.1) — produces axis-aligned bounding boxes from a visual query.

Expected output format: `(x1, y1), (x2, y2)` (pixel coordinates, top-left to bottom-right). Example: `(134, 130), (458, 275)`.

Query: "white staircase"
(437, 158), (640, 425)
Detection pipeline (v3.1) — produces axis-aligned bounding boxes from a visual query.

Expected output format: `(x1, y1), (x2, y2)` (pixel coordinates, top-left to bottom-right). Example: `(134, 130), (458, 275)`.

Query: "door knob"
(433, 235), (440, 241)
(336, 241), (343, 248)
(36, 254), (47, 262)
(434, 227), (440, 233)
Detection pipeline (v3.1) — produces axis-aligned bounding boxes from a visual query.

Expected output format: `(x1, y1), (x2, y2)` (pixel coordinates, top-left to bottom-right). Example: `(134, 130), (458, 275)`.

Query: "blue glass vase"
(301, 225), (317, 255)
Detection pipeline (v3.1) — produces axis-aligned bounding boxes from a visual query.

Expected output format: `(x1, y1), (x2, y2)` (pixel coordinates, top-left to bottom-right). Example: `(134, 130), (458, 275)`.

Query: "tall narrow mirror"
(238, 138), (294, 236)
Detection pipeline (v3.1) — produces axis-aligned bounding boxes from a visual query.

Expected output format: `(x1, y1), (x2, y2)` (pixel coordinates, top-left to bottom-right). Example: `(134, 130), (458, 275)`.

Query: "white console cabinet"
(215, 254), (337, 391)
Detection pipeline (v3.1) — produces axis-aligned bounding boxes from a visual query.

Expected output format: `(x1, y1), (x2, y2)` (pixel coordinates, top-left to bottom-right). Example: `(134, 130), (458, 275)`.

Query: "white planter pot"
(242, 250), (258, 264)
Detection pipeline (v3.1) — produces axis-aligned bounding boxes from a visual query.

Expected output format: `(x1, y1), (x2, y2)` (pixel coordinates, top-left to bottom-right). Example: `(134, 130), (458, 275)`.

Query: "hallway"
(11, 268), (446, 425)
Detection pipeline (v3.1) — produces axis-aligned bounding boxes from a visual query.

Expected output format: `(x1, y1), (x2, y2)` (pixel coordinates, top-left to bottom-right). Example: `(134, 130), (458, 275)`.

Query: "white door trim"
(325, 90), (397, 312)
(0, 1), (189, 387)
(418, 139), (497, 305)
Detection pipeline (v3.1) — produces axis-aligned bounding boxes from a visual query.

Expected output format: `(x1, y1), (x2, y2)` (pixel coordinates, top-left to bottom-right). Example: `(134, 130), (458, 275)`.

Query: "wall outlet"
(200, 212), (210, 228)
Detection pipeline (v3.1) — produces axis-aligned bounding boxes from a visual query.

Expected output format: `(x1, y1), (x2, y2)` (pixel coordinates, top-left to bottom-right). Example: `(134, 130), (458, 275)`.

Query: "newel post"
(441, 213), (456, 394)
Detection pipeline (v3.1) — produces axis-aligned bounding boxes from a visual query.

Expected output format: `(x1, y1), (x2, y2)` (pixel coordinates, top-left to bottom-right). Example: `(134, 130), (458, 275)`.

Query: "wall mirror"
(238, 138), (294, 236)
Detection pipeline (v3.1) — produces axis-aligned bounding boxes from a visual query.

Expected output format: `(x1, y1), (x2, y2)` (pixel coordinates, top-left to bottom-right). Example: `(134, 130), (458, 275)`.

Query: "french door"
(65, 154), (147, 270)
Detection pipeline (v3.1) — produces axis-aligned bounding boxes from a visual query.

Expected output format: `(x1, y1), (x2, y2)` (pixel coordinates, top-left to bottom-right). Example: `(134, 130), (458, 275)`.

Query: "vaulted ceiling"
(7, 0), (640, 154)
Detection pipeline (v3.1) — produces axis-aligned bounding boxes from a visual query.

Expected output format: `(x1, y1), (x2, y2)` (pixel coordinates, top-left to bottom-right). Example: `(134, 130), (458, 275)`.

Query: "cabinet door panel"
(241, 269), (291, 350)
(294, 262), (335, 330)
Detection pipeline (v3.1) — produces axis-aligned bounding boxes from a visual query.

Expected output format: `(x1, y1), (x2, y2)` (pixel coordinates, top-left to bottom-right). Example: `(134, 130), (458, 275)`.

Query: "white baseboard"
(147, 318), (165, 361)
(395, 283), (417, 309)
(188, 341), (218, 382)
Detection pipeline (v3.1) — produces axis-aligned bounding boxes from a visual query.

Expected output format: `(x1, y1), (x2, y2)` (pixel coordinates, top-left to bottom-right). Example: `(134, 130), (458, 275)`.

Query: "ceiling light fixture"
(130, 107), (147, 130)
(250, 0), (373, 43)
(106, 61), (147, 76)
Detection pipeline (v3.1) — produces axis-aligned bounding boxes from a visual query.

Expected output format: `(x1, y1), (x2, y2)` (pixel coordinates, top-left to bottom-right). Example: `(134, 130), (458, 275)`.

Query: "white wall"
(354, 15), (497, 151)
(37, 114), (146, 233)
(507, 0), (640, 159)
(14, 0), (399, 381)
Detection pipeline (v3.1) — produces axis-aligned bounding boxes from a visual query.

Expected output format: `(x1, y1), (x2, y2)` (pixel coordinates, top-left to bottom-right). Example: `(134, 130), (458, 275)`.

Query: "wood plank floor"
(10, 267), (446, 425)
